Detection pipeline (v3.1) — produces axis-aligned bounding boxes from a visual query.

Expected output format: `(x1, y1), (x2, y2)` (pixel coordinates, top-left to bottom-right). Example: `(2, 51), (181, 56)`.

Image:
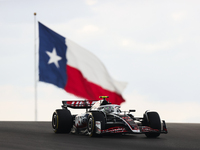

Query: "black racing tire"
(87, 112), (105, 137)
(52, 109), (72, 133)
(143, 111), (161, 138)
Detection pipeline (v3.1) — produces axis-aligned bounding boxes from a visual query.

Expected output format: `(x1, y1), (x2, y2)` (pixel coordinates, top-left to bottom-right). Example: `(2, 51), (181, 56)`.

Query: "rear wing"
(62, 100), (98, 109)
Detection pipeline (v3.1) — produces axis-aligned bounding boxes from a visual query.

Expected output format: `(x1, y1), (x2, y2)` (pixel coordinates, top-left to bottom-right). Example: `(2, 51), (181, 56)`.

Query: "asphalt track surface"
(0, 122), (199, 150)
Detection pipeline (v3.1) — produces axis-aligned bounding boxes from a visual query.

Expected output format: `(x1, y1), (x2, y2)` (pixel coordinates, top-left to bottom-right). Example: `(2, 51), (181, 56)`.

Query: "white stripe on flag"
(66, 39), (127, 94)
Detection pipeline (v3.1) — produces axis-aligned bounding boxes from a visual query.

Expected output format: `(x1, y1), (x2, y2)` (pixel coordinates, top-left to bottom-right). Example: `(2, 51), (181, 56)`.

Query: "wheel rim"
(52, 113), (57, 129)
(88, 117), (93, 133)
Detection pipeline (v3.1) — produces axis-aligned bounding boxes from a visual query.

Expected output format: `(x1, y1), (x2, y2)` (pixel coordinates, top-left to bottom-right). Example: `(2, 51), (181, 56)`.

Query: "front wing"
(95, 120), (168, 134)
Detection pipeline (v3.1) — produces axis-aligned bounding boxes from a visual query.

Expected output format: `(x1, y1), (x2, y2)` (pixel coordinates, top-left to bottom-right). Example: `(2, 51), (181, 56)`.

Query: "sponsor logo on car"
(101, 127), (127, 133)
(141, 126), (159, 132)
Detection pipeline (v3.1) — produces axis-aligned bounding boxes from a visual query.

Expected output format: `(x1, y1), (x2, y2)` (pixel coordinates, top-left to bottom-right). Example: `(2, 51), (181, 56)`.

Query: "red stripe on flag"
(64, 65), (125, 105)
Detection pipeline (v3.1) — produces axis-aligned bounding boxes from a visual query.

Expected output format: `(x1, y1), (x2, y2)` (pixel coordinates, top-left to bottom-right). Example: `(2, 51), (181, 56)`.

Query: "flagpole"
(34, 12), (37, 121)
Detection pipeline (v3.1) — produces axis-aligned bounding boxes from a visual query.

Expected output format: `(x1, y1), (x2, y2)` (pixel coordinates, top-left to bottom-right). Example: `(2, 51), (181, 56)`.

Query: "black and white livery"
(52, 96), (168, 137)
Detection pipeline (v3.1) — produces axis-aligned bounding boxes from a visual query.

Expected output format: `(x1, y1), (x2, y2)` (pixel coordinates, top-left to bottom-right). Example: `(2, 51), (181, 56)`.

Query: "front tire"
(143, 111), (161, 138)
(87, 112), (105, 137)
(52, 109), (72, 133)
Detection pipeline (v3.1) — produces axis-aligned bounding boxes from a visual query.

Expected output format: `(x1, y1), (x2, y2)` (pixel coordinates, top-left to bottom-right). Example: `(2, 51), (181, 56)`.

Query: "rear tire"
(87, 112), (105, 137)
(52, 109), (72, 133)
(143, 111), (161, 138)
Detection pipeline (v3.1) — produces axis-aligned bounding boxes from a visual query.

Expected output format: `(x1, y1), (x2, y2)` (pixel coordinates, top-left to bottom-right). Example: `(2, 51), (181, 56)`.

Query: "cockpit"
(90, 96), (122, 114)
(98, 105), (121, 114)
(91, 100), (121, 114)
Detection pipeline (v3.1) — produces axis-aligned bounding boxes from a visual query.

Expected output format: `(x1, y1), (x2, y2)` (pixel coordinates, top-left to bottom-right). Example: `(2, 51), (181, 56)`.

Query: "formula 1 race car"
(52, 96), (168, 138)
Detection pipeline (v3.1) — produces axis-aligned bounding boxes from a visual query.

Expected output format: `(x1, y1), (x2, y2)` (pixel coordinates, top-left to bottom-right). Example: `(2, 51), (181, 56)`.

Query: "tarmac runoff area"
(0, 122), (199, 150)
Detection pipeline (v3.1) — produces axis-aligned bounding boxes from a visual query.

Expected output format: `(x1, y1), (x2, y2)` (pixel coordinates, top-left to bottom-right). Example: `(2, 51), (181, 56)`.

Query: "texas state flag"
(38, 22), (127, 105)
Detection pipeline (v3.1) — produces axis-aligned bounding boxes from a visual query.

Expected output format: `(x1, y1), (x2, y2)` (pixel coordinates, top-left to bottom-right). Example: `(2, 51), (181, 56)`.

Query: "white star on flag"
(46, 48), (62, 68)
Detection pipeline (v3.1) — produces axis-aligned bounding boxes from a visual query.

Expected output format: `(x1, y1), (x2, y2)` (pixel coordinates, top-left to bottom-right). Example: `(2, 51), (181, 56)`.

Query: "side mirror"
(129, 110), (136, 113)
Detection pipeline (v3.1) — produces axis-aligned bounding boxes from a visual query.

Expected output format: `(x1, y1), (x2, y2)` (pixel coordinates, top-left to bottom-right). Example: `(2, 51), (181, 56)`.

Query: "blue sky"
(0, 0), (200, 122)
